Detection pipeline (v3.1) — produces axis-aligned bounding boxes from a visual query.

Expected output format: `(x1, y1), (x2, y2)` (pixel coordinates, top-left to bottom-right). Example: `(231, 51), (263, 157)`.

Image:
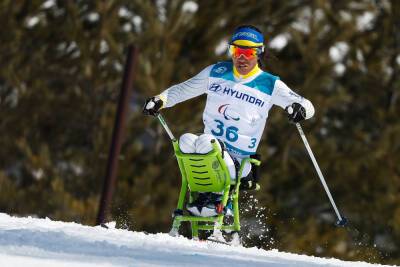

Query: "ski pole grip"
(146, 101), (155, 109)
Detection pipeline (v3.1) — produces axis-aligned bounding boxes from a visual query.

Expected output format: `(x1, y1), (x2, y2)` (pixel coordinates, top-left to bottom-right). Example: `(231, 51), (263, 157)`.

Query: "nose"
(236, 54), (248, 60)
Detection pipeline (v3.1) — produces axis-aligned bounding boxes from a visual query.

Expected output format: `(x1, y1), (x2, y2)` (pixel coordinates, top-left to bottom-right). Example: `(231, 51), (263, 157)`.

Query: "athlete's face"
(232, 52), (258, 75)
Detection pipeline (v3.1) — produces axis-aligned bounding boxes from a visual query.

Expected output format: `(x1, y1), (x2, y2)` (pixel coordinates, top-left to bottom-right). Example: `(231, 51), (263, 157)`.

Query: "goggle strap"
(229, 43), (264, 49)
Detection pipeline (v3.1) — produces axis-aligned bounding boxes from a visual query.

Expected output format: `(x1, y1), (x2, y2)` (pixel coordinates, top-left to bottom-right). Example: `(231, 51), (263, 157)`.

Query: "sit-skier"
(143, 25), (315, 217)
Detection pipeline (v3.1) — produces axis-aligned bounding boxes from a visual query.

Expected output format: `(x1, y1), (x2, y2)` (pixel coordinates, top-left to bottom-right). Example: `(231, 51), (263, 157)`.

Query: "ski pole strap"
(157, 114), (176, 141)
(295, 123), (344, 222)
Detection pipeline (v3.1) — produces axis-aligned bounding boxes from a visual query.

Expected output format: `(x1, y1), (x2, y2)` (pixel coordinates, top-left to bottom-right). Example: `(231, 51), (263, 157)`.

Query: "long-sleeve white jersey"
(159, 61), (314, 158)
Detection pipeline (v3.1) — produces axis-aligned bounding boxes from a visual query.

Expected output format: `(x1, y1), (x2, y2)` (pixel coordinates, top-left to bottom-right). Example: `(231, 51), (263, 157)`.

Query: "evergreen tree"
(0, 0), (398, 264)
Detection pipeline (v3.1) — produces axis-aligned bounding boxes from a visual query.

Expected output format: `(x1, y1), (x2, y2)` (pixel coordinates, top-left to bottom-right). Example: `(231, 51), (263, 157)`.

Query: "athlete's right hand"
(143, 96), (163, 116)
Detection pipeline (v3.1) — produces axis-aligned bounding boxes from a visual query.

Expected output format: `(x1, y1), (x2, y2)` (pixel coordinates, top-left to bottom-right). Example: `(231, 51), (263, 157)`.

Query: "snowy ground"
(0, 213), (396, 267)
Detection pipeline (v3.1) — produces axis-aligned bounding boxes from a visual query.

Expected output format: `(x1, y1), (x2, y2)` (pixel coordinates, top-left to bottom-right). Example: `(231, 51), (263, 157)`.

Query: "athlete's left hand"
(285, 102), (306, 123)
(239, 178), (260, 191)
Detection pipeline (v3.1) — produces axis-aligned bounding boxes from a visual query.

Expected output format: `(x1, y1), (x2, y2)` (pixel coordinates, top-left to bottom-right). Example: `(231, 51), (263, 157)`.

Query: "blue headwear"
(230, 26), (264, 47)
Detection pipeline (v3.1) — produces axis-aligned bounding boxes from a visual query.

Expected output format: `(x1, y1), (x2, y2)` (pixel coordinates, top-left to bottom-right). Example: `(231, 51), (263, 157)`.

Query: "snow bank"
(0, 213), (394, 267)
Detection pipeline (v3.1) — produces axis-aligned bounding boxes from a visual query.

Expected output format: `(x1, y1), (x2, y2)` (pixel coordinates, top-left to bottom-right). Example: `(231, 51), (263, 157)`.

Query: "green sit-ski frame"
(155, 114), (260, 240)
(169, 139), (260, 239)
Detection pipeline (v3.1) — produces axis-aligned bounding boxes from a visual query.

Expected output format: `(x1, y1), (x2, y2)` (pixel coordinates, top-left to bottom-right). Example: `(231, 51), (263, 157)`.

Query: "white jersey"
(159, 61), (314, 158)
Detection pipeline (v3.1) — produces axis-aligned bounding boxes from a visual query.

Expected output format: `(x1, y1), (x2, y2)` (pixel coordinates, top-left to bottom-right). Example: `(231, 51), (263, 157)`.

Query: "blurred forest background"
(0, 0), (399, 265)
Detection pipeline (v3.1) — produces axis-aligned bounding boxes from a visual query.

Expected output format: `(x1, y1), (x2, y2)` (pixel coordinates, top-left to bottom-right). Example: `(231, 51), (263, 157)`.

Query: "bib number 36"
(211, 120), (238, 142)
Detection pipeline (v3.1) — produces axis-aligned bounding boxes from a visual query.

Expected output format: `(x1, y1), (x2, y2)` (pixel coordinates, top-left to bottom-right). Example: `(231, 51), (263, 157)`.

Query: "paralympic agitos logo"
(218, 104), (240, 121)
(208, 83), (265, 108)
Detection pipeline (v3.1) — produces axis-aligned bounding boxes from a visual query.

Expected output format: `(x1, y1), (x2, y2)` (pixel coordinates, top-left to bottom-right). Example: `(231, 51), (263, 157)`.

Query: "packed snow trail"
(0, 213), (395, 267)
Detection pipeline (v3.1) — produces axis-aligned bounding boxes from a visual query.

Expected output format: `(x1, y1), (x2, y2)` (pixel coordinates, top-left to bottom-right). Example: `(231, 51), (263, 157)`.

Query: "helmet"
(230, 25), (265, 52)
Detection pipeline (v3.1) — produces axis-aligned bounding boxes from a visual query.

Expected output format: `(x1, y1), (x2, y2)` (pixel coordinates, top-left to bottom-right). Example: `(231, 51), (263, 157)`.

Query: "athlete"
(143, 25), (315, 216)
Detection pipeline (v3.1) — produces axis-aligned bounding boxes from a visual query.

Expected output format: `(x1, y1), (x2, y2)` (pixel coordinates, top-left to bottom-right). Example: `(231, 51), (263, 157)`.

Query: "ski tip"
(336, 217), (348, 227)
(206, 238), (231, 246)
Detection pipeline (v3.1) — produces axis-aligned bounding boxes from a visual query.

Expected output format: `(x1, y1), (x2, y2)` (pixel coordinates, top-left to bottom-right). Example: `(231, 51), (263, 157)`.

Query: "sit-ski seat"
(169, 138), (260, 241)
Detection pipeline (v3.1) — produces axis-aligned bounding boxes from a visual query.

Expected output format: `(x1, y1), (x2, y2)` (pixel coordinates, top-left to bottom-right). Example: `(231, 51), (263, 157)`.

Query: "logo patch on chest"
(218, 104), (240, 121)
(208, 84), (265, 107)
(214, 66), (227, 74)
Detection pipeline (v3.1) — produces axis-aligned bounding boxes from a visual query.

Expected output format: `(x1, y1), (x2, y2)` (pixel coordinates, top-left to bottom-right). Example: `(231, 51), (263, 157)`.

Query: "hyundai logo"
(209, 83), (222, 92)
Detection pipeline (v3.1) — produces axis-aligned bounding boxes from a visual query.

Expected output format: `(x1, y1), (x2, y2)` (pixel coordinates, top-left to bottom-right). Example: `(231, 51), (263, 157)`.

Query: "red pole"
(96, 45), (138, 225)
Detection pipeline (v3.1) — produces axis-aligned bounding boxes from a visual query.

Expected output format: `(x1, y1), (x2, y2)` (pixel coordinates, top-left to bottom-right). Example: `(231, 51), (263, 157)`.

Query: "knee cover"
(179, 133), (198, 153)
(195, 134), (221, 154)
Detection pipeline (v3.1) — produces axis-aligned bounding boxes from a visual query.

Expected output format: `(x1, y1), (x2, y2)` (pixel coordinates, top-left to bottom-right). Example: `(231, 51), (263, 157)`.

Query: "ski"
(206, 238), (233, 246)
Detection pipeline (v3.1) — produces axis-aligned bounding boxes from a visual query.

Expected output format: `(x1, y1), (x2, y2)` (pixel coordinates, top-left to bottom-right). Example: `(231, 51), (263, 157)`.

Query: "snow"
(25, 16), (40, 28)
(291, 7), (311, 34)
(329, 42), (349, 62)
(357, 12), (374, 31)
(87, 12), (100, 22)
(118, 7), (133, 18)
(31, 168), (44, 180)
(339, 11), (352, 22)
(132, 16), (142, 29)
(334, 63), (346, 75)
(215, 40), (229, 55)
(269, 34), (290, 50)
(329, 42), (349, 75)
(41, 0), (56, 9)
(0, 213), (395, 267)
(100, 40), (110, 54)
(182, 1), (198, 13)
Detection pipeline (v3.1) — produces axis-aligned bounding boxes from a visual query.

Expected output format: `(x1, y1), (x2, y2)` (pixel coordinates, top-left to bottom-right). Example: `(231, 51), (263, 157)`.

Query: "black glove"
(239, 154), (261, 191)
(285, 102), (306, 123)
(143, 96), (163, 116)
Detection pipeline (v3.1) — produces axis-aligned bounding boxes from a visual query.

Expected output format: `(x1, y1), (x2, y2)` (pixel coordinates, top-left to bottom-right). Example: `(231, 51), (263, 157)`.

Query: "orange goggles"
(229, 45), (262, 59)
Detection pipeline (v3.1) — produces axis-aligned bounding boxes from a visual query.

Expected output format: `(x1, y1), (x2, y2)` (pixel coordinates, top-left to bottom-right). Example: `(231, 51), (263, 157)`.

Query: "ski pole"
(145, 101), (175, 140)
(157, 113), (175, 141)
(295, 123), (347, 226)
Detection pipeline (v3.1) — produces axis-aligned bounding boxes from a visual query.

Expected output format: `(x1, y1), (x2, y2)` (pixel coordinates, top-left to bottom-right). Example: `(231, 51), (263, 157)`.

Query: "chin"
(238, 67), (249, 74)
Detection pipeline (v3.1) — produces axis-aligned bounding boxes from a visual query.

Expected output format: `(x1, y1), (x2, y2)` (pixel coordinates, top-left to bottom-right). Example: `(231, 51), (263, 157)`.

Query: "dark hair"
(232, 24), (268, 70)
